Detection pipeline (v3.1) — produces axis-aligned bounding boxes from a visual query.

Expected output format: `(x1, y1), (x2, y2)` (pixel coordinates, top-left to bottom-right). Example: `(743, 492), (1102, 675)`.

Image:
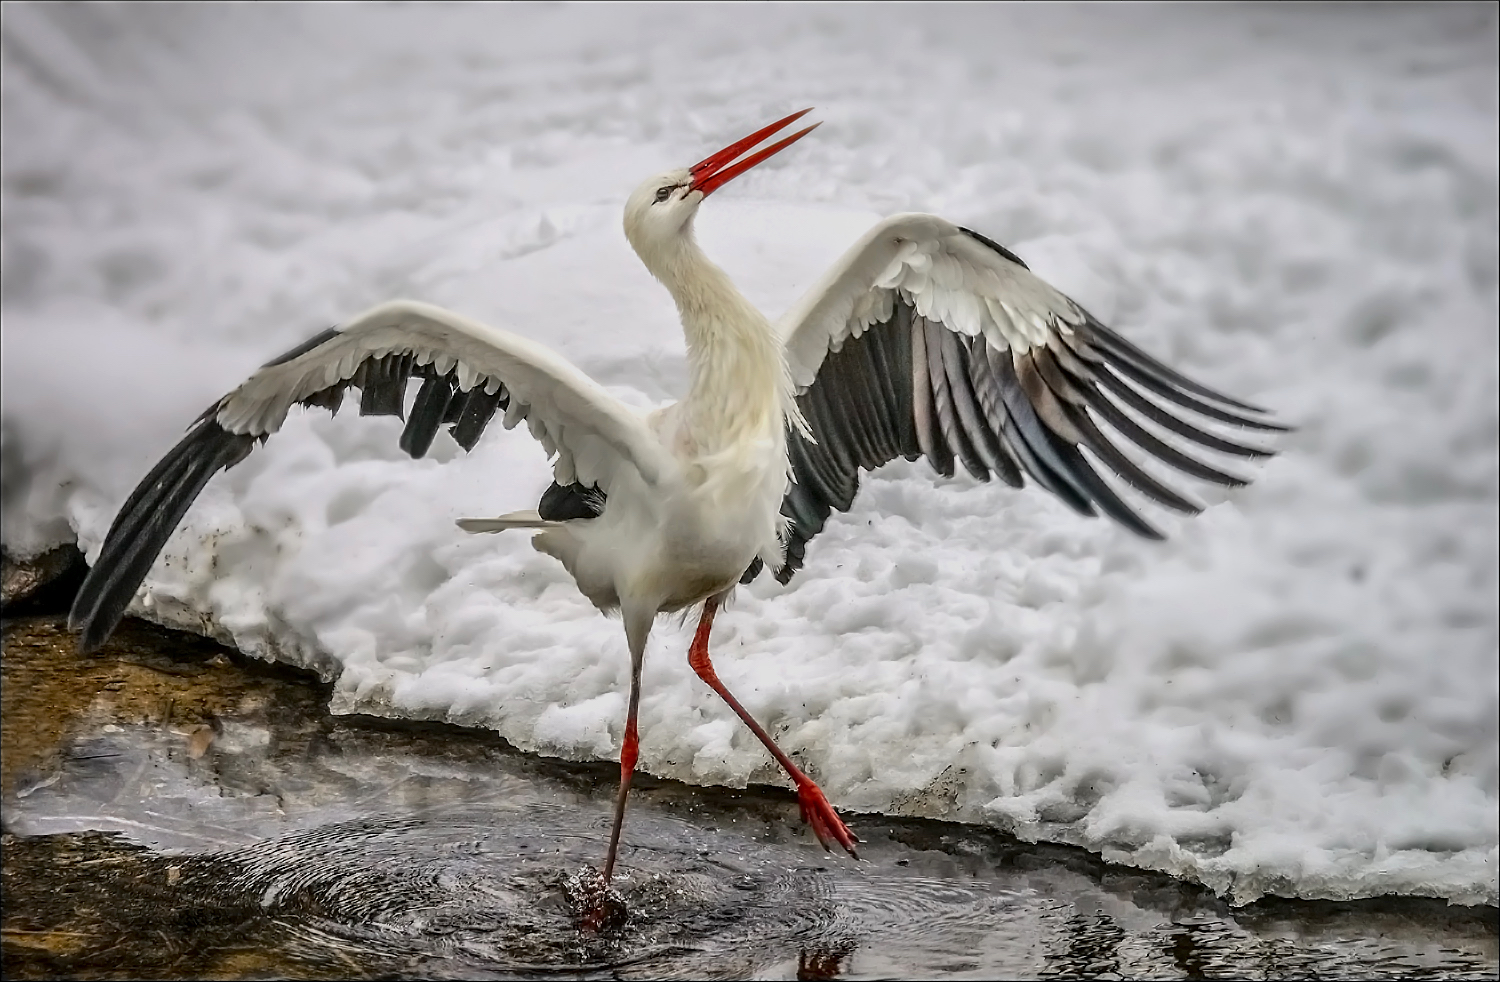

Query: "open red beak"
(688, 108), (820, 197)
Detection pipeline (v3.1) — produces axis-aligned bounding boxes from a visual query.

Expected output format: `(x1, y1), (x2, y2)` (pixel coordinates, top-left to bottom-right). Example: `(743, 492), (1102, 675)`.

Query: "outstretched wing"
(70, 298), (671, 651)
(762, 213), (1287, 583)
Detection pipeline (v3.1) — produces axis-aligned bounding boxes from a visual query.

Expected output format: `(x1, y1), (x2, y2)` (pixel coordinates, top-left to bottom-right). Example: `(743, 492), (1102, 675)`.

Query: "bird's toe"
(796, 780), (859, 859)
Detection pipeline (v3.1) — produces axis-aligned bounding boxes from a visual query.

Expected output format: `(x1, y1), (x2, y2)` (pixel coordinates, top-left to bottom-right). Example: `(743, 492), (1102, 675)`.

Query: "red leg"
(601, 712), (639, 884)
(688, 598), (857, 857)
(578, 612), (650, 932)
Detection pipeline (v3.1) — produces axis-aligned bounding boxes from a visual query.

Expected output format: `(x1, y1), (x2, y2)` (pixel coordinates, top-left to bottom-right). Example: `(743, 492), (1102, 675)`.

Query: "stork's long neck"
(649, 229), (790, 454)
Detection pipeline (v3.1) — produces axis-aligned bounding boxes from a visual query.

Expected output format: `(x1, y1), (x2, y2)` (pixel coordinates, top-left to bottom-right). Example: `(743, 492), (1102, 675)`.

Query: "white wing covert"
(70, 299), (668, 651)
(764, 214), (1287, 582)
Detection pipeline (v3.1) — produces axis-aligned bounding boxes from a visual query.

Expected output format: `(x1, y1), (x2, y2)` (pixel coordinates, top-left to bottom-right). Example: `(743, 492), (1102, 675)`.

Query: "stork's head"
(624, 109), (818, 273)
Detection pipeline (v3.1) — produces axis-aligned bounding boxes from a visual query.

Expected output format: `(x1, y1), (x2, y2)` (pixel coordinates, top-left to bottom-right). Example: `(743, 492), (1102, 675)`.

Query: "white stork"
(69, 109), (1285, 891)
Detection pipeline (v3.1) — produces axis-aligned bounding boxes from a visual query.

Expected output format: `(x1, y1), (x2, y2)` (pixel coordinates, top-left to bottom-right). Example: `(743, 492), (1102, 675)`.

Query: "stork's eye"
(654, 185), (674, 203)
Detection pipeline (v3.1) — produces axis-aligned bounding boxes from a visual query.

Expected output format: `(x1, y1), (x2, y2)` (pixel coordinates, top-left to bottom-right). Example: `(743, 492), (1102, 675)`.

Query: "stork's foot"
(565, 865), (627, 933)
(796, 780), (858, 858)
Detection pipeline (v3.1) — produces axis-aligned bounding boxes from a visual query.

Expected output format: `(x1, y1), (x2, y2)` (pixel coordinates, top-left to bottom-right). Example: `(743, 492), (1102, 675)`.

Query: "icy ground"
(2, 4), (1495, 905)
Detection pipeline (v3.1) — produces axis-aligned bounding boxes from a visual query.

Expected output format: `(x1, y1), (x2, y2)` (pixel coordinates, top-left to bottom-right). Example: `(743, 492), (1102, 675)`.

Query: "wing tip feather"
(69, 418), (256, 653)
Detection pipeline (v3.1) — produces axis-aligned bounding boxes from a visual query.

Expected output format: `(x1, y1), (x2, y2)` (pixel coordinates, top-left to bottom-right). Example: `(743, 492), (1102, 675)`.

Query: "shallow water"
(2, 615), (1495, 980)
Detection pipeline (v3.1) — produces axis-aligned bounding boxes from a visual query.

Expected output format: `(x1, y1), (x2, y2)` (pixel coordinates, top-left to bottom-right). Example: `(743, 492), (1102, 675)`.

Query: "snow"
(2, 4), (1496, 905)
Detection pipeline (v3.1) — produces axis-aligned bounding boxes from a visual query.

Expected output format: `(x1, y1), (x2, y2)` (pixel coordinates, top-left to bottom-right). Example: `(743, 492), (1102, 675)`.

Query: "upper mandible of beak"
(688, 108), (820, 197)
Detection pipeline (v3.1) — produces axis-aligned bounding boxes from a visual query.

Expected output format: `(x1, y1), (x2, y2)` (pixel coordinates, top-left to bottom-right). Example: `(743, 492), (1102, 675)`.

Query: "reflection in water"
(1170, 922), (1212, 980)
(3, 615), (1497, 980)
(1048, 911), (1126, 978)
(798, 944), (856, 980)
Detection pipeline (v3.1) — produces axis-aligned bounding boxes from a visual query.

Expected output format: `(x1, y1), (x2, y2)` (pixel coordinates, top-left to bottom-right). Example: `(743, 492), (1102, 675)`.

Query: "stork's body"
(538, 206), (793, 622)
(68, 110), (1286, 913)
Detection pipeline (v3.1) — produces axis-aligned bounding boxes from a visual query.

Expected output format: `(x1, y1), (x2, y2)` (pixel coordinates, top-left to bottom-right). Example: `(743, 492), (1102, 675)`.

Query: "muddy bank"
(2, 615), (1495, 980)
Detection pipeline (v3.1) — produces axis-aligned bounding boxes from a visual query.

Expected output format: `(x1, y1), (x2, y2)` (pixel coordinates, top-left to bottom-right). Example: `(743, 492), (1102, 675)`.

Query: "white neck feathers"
(643, 227), (795, 453)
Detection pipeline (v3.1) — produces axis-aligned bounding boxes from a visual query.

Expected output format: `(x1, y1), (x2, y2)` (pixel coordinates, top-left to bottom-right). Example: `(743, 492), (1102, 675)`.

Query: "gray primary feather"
(69, 417), (256, 653)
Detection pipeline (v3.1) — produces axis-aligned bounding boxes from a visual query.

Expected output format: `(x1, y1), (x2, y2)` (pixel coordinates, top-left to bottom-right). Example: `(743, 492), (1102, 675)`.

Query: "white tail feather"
(456, 511), (561, 533)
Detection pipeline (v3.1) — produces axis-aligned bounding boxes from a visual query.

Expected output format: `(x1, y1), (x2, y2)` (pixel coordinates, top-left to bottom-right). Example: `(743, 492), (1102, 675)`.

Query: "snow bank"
(2, 4), (1495, 904)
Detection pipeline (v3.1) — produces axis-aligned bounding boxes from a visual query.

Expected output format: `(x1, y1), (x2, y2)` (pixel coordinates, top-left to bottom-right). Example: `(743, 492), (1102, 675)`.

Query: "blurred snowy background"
(2, 4), (1495, 904)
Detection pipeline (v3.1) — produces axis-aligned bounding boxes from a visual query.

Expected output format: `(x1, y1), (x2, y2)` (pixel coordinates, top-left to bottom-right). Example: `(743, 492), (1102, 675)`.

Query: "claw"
(796, 780), (859, 858)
